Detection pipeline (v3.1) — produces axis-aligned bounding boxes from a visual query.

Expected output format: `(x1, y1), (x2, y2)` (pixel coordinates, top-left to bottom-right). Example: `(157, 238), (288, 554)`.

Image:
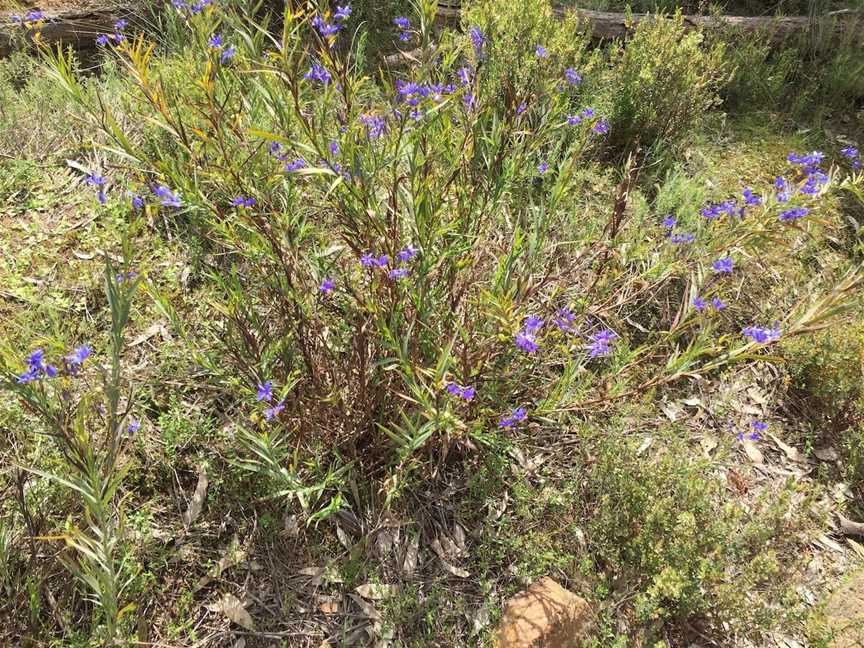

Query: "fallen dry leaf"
(182, 466), (208, 527)
(206, 593), (255, 630)
(355, 584), (399, 600)
(742, 440), (764, 464)
(400, 534), (419, 578)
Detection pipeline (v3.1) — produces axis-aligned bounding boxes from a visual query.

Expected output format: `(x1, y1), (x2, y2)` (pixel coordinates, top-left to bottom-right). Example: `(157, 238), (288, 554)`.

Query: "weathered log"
(0, 8), (133, 58)
(1, 2), (859, 60)
(559, 7), (860, 45)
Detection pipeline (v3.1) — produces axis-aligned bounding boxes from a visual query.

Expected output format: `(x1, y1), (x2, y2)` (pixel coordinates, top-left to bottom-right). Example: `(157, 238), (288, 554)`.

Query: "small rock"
(494, 577), (594, 648)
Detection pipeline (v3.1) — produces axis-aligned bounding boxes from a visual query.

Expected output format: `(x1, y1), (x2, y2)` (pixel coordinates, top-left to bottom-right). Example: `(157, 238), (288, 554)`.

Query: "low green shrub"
(583, 434), (815, 632)
(603, 13), (729, 153)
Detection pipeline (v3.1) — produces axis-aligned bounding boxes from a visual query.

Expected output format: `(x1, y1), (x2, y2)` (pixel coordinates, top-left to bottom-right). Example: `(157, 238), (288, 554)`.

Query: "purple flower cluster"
(304, 62), (332, 86)
(231, 196), (256, 208)
(469, 26), (486, 60)
(96, 19), (127, 46)
(86, 173), (108, 205)
(693, 296), (726, 312)
(208, 33), (236, 63)
(446, 382), (476, 401)
(779, 206), (809, 222)
(701, 200), (740, 220)
(587, 329), (617, 357)
(313, 4), (351, 40)
(742, 324), (781, 344)
(499, 407), (527, 428)
(515, 316), (543, 353)
(320, 277), (335, 294)
(738, 419), (767, 442)
(394, 17), (411, 42)
(564, 68), (582, 86)
(152, 184), (182, 208)
(841, 146), (861, 170)
(17, 349), (59, 383)
(359, 113), (387, 139)
(712, 256), (733, 274)
(11, 10), (45, 23)
(553, 307), (575, 332)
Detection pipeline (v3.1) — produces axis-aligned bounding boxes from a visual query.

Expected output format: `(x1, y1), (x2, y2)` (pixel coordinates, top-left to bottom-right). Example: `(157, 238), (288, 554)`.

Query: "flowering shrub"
(0, 262), (140, 641)
(39, 0), (863, 522)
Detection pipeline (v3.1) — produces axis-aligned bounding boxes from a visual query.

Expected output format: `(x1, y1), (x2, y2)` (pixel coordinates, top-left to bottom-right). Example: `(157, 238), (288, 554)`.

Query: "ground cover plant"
(1, 0), (863, 646)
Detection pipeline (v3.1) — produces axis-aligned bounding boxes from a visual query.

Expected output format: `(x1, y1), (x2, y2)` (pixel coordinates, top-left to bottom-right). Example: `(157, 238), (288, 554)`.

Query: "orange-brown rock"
(494, 577), (593, 648)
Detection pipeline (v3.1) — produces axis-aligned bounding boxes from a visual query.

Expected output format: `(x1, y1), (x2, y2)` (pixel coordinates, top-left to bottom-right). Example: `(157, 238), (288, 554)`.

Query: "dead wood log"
(0, 8), (132, 58)
(1, 2), (859, 60)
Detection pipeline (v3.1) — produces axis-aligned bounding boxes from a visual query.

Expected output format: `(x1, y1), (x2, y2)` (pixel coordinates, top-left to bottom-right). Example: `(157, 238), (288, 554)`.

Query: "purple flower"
(711, 297), (726, 311)
(701, 200), (738, 220)
(742, 187), (762, 206)
(116, 270), (138, 283)
(97, 190), (107, 205)
(462, 93), (475, 110)
(304, 63), (332, 85)
(360, 253), (375, 268)
(208, 33), (223, 48)
(25, 10), (44, 22)
(587, 329), (617, 358)
(264, 399), (285, 421)
(499, 407), (527, 429)
(328, 140), (340, 157)
(334, 4), (352, 21)
(231, 196), (256, 208)
(692, 296), (706, 311)
(457, 66), (472, 86)
(564, 68), (582, 85)
(841, 146), (859, 159)
(800, 172), (828, 196)
(256, 380), (273, 402)
(469, 26), (486, 59)
(591, 119), (609, 135)
(523, 316), (543, 333)
(669, 232), (696, 244)
(285, 158), (307, 172)
(446, 382), (475, 401)
(396, 245), (418, 262)
(787, 151), (824, 167)
(554, 307), (575, 332)
(566, 114), (582, 126)
(115, 19), (128, 31)
(86, 173), (106, 187)
(18, 348), (57, 382)
(515, 331), (539, 353)
(712, 256), (733, 274)
(129, 193), (145, 210)
(375, 254), (389, 268)
(67, 345), (93, 366)
(580, 108), (595, 119)
(96, 34), (111, 46)
(535, 45), (548, 58)
(779, 207), (809, 222)
(516, 102), (528, 115)
(220, 46), (236, 64)
(738, 419), (766, 441)
(389, 267), (409, 280)
(359, 113), (386, 139)
(775, 176), (791, 203)
(662, 215), (676, 228)
(312, 14), (340, 37)
(743, 324), (781, 344)
(393, 17), (410, 30)
(127, 419), (141, 435)
(152, 184), (182, 208)
(320, 277), (335, 293)
(537, 161), (549, 174)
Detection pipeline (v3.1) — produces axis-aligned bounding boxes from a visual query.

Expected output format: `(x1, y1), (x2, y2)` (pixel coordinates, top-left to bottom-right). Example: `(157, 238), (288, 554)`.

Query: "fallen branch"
(838, 513), (864, 537)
